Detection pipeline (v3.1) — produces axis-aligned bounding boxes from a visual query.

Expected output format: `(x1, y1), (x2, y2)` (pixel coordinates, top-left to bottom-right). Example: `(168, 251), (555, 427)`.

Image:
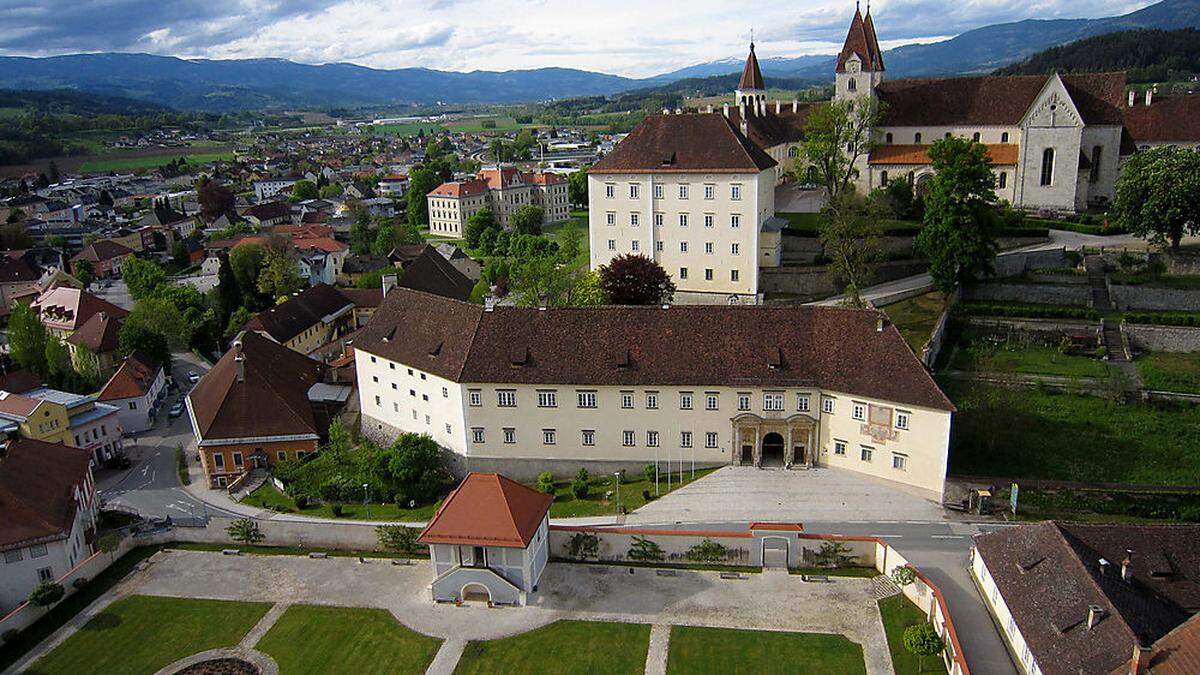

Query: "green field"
(27, 595), (270, 675)
(666, 626), (867, 675)
(945, 379), (1200, 484)
(948, 343), (1112, 378)
(368, 122), (444, 137)
(242, 482), (442, 521)
(883, 292), (946, 352)
(257, 605), (441, 674)
(878, 595), (947, 675)
(1137, 352), (1200, 394)
(455, 620), (650, 674)
(79, 151), (234, 172)
(443, 116), (528, 133)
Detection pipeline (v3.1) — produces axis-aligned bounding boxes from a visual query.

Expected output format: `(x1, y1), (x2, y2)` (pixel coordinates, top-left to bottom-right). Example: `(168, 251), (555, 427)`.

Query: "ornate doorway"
(761, 433), (785, 468)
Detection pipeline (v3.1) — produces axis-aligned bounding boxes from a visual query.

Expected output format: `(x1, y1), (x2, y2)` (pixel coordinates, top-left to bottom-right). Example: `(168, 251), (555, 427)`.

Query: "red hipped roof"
(419, 473), (553, 549)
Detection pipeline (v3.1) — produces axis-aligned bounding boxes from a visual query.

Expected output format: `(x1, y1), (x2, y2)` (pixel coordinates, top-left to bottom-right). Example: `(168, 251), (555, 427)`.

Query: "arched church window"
(998, 172), (1007, 189)
(1001, 132), (1010, 143)
(1040, 148), (1055, 186)
(881, 171), (889, 186)
(848, 78), (857, 92)
(914, 133), (922, 143)
(972, 132), (981, 142)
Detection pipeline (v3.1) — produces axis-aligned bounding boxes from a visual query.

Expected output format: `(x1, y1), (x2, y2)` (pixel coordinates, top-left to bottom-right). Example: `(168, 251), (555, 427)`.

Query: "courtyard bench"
(801, 574), (831, 583)
(221, 549), (241, 556)
(308, 552), (328, 559)
(391, 559), (412, 566)
(719, 572), (745, 580)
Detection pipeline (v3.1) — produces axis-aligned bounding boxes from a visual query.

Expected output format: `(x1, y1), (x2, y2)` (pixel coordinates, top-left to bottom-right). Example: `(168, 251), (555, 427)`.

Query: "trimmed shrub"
(571, 478), (589, 500)
(330, 503), (344, 517)
(1125, 312), (1200, 327)
(536, 471), (556, 494)
(29, 582), (65, 607)
(294, 494), (309, 509)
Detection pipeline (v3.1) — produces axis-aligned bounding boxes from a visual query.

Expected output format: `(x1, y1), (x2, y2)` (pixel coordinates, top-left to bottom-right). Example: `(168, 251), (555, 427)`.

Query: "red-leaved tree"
(598, 254), (675, 305)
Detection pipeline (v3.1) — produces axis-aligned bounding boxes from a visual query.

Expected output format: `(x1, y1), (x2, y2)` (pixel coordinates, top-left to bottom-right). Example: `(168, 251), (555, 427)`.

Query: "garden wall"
(962, 282), (1091, 307)
(921, 289), (960, 368)
(761, 259), (928, 299)
(1153, 249), (1200, 276)
(1111, 285), (1200, 312)
(990, 247), (1067, 279)
(168, 516), (394, 550)
(1125, 323), (1200, 353)
(957, 316), (1100, 346)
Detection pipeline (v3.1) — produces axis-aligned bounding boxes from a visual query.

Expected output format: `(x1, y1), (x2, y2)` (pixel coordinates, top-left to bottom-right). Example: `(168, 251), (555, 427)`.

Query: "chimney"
(1099, 558), (1111, 576)
(233, 340), (244, 383)
(381, 273), (398, 296)
(775, 100), (781, 114)
(876, 315), (886, 332)
(662, 107), (670, 115)
(674, 108), (682, 115)
(1145, 89), (1153, 106)
(1121, 550), (1134, 581)
(706, 104), (714, 114)
(793, 99), (799, 113)
(1130, 644), (1152, 674)
(723, 102), (730, 118)
(1128, 90), (1136, 107)
(1087, 605), (1106, 630)
(740, 119), (748, 136)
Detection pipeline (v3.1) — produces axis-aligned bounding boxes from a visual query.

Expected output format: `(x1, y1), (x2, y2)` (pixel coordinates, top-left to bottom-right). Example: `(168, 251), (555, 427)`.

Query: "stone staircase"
(871, 574), (902, 600)
(230, 468), (269, 502)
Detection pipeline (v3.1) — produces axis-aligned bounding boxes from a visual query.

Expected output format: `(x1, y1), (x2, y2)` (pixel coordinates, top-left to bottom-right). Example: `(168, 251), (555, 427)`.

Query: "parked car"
(187, 371), (200, 384)
(168, 402), (185, 419)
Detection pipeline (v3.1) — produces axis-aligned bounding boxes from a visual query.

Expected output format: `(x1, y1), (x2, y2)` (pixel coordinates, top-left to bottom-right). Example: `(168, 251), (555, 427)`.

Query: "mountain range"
(0, 0), (1197, 111)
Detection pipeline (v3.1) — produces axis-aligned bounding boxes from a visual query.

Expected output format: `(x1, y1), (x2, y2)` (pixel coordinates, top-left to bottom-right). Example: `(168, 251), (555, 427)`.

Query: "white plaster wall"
(355, 349), (469, 453)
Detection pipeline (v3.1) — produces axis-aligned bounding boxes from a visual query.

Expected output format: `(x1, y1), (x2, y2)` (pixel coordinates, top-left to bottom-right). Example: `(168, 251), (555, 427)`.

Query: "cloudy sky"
(0, 0), (1157, 77)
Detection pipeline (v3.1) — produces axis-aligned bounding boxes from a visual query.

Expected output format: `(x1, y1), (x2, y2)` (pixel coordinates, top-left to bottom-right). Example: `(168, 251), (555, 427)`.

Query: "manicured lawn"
(547, 468), (717, 518)
(879, 595), (947, 675)
(242, 483), (441, 522)
(542, 214), (590, 270)
(790, 566), (879, 578)
(455, 620), (650, 674)
(666, 625), (867, 675)
(79, 151), (234, 172)
(27, 595), (270, 675)
(948, 344), (1111, 378)
(257, 604), (441, 675)
(944, 380), (1200, 484)
(1137, 352), (1200, 394)
(883, 292), (946, 352)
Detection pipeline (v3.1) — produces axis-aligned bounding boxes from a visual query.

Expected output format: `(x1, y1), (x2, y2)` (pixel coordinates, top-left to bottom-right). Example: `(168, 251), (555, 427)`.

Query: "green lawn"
(1137, 352), (1200, 394)
(368, 122), (444, 137)
(455, 620), (650, 675)
(790, 566), (879, 578)
(444, 116), (526, 133)
(79, 151), (234, 172)
(944, 380), (1200, 484)
(547, 468), (717, 518)
(883, 292), (946, 352)
(27, 595), (270, 675)
(666, 626), (867, 675)
(948, 344), (1112, 378)
(879, 595), (947, 675)
(242, 483), (442, 521)
(542, 212), (590, 270)
(257, 604), (441, 675)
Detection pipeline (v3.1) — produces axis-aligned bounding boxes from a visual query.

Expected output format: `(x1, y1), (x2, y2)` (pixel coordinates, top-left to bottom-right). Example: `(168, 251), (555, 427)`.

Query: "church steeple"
(834, 5), (884, 101)
(736, 42), (767, 114)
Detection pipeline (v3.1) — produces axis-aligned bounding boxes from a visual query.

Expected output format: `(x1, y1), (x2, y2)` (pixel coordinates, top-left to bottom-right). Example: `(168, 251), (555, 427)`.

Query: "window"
(469, 389), (481, 406)
(646, 431), (660, 447)
(630, 212), (639, 226)
(582, 429), (595, 446)
(914, 132), (922, 143)
(374, 395), (381, 407)
(834, 440), (847, 456)
(680, 392), (693, 410)
(704, 242), (714, 255)
(881, 171), (889, 186)
(622, 430), (636, 447)
(860, 446), (874, 462)
(730, 214), (740, 228)
(29, 544), (47, 558)
(653, 184), (663, 199)
(410, 389), (416, 397)
(679, 184), (689, 199)
(645, 392), (659, 409)
(972, 132), (981, 142)
(442, 386), (448, 398)
(847, 77), (857, 92)
(654, 212), (664, 227)
(503, 428), (516, 444)
(629, 184), (639, 199)
(704, 214), (714, 228)
(823, 397), (835, 414)
(577, 391), (597, 408)
(472, 428), (485, 444)
(128, 401), (137, 410)
(679, 241), (688, 253)
(885, 132), (893, 144)
(893, 453), (908, 471)
(998, 172), (1007, 189)
(420, 373), (426, 380)
(606, 212), (615, 225)
(679, 213), (689, 227)
(3, 549), (22, 563)
(702, 184), (715, 200)
(537, 390), (557, 408)
(1040, 148), (1055, 186)
(631, 240), (640, 252)
(1089, 146), (1103, 183)
(1001, 131), (1010, 143)
(214, 453), (225, 469)
(704, 268), (713, 281)
(731, 269), (739, 282)
(797, 394), (810, 412)
(737, 393), (751, 411)
(621, 391), (634, 409)
(730, 185), (742, 200)
(37, 567), (54, 582)
(543, 429), (557, 445)
(679, 267), (688, 279)
(706, 393), (719, 410)
(852, 402), (866, 421)
(705, 432), (719, 449)
(764, 392), (784, 411)
(232, 452), (243, 467)
(497, 390), (516, 407)
(605, 183), (615, 198)
(672, 430), (690, 449)
(896, 411), (910, 430)
(730, 243), (740, 255)
(608, 239), (616, 251)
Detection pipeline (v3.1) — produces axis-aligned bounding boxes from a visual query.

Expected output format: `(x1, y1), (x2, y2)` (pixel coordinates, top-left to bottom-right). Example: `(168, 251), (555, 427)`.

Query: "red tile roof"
(837, 8), (884, 73)
(1123, 95), (1200, 143)
(590, 113), (777, 174)
(0, 438), (92, 549)
(33, 287), (130, 331)
(245, 283), (353, 344)
(868, 143), (1020, 166)
(738, 43), (766, 90)
(355, 288), (954, 412)
(98, 352), (161, 401)
(1110, 613), (1200, 675)
(65, 310), (123, 353)
(419, 473), (553, 548)
(70, 239), (134, 264)
(429, 179), (488, 198)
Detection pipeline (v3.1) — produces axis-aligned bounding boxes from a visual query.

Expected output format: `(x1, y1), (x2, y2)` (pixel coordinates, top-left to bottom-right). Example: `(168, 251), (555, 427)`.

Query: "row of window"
(74, 423), (111, 447)
(3, 542), (50, 564)
(210, 448), (307, 471)
(471, 427), (721, 449)
(604, 212), (742, 229)
(832, 440), (909, 471)
(603, 239), (741, 256)
(884, 130), (1012, 145)
(605, 182), (743, 201)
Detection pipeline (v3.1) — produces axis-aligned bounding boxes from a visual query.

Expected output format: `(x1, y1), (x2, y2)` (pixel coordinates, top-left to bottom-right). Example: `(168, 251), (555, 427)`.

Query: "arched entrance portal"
(915, 172), (934, 198)
(461, 583), (492, 604)
(760, 433), (785, 468)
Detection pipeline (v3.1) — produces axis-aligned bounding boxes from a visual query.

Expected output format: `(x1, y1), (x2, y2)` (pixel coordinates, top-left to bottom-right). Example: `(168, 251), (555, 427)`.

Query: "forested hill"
(995, 28), (1200, 82)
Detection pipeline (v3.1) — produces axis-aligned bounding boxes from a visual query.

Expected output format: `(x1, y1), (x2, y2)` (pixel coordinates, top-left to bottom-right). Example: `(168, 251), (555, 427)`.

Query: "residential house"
(32, 287), (129, 341)
(435, 244), (481, 281)
(0, 256), (42, 318)
(0, 388), (123, 465)
(377, 175), (408, 197)
(393, 246), (475, 301)
(70, 240), (134, 279)
(427, 167), (569, 237)
(253, 178), (298, 202)
(243, 202), (292, 228)
(244, 283), (356, 356)
(97, 352), (167, 434)
(63, 310), (125, 379)
(339, 254), (391, 286)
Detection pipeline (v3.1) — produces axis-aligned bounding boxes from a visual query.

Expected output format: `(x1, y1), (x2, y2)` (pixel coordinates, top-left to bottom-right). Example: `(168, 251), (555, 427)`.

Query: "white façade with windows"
(970, 547), (1045, 675)
(356, 352), (467, 454)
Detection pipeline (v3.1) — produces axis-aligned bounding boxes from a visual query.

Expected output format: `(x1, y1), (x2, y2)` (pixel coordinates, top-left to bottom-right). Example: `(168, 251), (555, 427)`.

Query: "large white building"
(427, 167), (569, 238)
(354, 287), (955, 500)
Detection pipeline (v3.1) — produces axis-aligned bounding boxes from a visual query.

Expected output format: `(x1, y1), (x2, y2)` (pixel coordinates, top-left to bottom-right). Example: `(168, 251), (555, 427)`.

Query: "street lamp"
(613, 472), (621, 515)
(362, 483), (370, 518)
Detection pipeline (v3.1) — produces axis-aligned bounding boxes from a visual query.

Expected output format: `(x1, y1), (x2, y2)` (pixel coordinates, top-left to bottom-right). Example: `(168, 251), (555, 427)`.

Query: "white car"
(168, 402), (185, 419)
(187, 371), (201, 384)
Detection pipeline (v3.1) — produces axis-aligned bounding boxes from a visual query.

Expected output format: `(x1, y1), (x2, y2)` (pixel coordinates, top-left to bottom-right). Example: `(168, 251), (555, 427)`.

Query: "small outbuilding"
(418, 472), (553, 606)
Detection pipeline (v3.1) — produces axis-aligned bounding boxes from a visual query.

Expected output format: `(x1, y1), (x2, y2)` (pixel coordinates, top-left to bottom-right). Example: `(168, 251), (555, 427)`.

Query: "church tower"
(835, 3), (885, 102)
(736, 42), (767, 115)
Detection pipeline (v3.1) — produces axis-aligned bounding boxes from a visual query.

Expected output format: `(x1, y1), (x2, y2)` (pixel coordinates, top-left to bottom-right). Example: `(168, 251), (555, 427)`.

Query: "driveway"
(628, 465), (947, 526)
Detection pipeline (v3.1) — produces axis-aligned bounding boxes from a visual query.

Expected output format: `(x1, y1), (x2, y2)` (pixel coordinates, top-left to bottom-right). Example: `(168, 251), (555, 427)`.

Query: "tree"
(1112, 145), (1200, 249)
(567, 168), (589, 206)
(47, 160), (60, 184)
(215, 253), (242, 324)
(319, 184), (343, 199)
(406, 168), (440, 228)
(28, 581), (64, 607)
(122, 256), (167, 301)
(802, 97), (881, 201)
(386, 434), (447, 503)
(171, 241), (190, 268)
(349, 212), (375, 256)
(464, 209), (499, 250)
(8, 302), (47, 375)
(627, 536), (665, 562)
(510, 256), (571, 307)
(565, 269), (607, 306)
(686, 538), (728, 563)
(228, 244), (267, 309)
(197, 179), (235, 221)
(256, 248), (303, 301)
(225, 518), (264, 546)
(567, 532), (600, 560)
(371, 222), (397, 257)
(97, 531), (122, 560)
(72, 344), (103, 391)
(290, 179), (319, 202)
(536, 471), (556, 494)
(324, 418), (352, 464)
(224, 306), (254, 341)
(599, 254), (675, 305)
(558, 226), (583, 264)
(118, 320), (172, 367)
(5, 208), (25, 224)
(903, 623), (945, 672)
(820, 190), (887, 307)
(376, 525), (422, 554)
(814, 541), (859, 568)
(126, 297), (191, 348)
(44, 334), (72, 386)
(510, 205), (544, 235)
(74, 259), (95, 288)
(916, 137), (1000, 293)
(489, 139), (508, 164)
(892, 565), (917, 588)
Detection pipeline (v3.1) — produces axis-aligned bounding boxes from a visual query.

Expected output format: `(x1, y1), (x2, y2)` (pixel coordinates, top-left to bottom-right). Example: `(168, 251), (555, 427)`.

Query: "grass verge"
(878, 594), (947, 675)
(256, 604), (441, 675)
(666, 625), (867, 675)
(789, 566), (878, 578)
(948, 344), (1111, 378)
(883, 292), (946, 353)
(456, 620), (650, 675)
(241, 482), (441, 522)
(1136, 352), (1200, 394)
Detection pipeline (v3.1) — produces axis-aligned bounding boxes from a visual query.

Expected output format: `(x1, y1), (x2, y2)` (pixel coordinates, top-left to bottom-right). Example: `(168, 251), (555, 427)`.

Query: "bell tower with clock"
(834, 3), (885, 102)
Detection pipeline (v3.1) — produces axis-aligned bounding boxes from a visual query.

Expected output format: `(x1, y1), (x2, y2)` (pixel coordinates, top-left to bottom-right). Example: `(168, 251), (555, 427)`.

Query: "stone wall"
(990, 247), (1068, 279)
(957, 316), (1100, 345)
(962, 282), (1091, 306)
(1153, 249), (1200, 276)
(761, 259), (928, 300)
(1125, 323), (1200, 353)
(1111, 285), (1200, 312)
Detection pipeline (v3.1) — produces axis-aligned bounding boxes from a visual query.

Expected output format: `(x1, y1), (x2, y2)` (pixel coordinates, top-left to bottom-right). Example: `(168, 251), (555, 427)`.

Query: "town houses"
(427, 167), (570, 237)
